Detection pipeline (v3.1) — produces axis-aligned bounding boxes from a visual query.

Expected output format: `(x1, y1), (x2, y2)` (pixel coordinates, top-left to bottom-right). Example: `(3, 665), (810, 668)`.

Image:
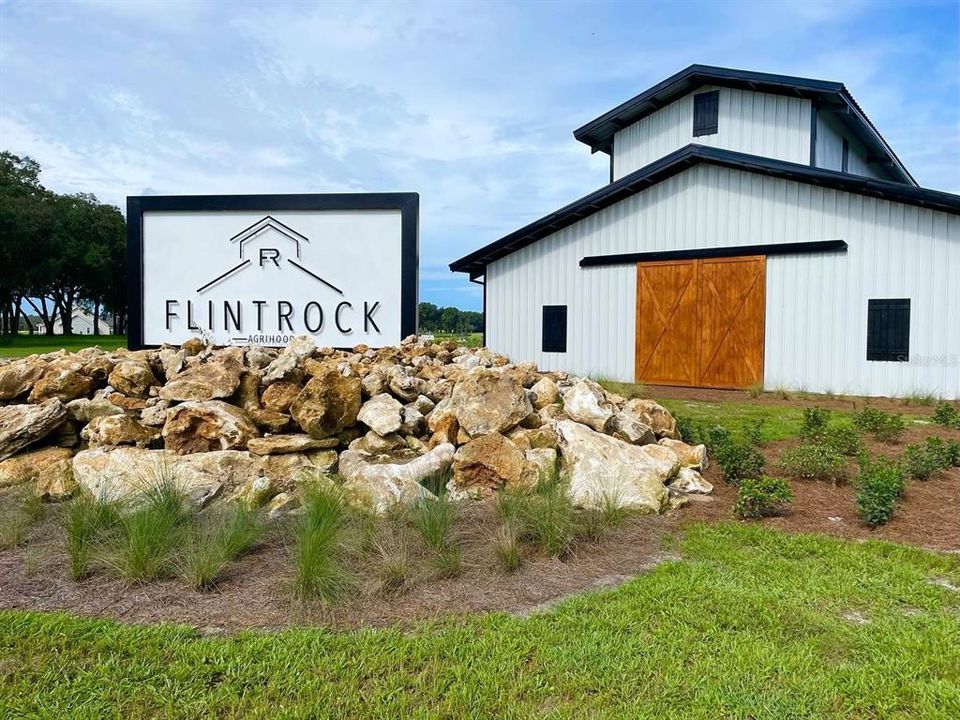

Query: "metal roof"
(572, 64), (916, 186)
(449, 144), (959, 278)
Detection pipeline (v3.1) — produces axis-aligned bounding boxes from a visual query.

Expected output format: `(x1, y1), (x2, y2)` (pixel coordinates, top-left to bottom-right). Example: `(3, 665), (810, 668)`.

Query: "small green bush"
(373, 529), (414, 595)
(902, 436), (955, 481)
(743, 419), (766, 447)
(822, 424), (864, 457)
(705, 426), (765, 483)
(855, 456), (905, 528)
(932, 402), (960, 428)
(411, 496), (457, 553)
(0, 514), (28, 550)
(294, 485), (350, 602)
(779, 443), (848, 482)
(853, 407), (906, 443)
(674, 415), (702, 445)
(800, 407), (830, 439)
(502, 481), (576, 559)
(734, 476), (793, 519)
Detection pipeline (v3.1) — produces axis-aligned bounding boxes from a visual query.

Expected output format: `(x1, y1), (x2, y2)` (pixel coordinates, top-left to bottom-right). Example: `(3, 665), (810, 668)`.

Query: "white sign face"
(131, 195), (418, 349)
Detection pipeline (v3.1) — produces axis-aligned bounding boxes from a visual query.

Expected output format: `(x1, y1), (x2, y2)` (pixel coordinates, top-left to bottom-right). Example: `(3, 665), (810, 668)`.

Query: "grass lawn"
(0, 334), (126, 358)
(2, 523), (958, 719)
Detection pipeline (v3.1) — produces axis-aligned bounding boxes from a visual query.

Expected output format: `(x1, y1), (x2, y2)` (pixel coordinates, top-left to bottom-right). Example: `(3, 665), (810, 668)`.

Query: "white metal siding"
(815, 111), (890, 181)
(485, 164), (960, 398)
(612, 86), (811, 179)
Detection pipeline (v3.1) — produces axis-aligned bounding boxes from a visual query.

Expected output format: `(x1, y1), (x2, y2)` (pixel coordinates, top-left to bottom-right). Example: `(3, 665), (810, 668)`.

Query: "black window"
(542, 305), (567, 353)
(841, 138), (850, 172)
(693, 91), (719, 137)
(867, 299), (910, 362)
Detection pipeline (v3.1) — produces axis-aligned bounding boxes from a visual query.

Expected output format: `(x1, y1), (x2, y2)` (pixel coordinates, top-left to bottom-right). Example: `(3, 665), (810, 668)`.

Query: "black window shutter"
(841, 138), (850, 173)
(693, 91), (719, 137)
(542, 305), (567, 353)
(866, 299), (910, 362)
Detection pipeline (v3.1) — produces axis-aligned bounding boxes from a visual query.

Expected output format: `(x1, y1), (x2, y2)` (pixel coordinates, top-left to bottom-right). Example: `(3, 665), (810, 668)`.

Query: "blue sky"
(1, 0), (957, 311)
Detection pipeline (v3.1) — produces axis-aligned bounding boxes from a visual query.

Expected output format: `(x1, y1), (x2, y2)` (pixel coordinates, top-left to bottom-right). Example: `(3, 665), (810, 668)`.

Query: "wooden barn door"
(635, 255), (765, 389)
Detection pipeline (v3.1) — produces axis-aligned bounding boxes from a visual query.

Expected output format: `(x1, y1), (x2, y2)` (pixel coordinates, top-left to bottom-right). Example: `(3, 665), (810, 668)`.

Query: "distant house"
(50, 309), (110, 335)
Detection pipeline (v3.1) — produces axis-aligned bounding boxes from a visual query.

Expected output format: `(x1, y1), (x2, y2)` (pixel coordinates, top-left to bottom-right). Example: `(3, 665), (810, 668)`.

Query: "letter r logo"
(259, 248), (281, 267)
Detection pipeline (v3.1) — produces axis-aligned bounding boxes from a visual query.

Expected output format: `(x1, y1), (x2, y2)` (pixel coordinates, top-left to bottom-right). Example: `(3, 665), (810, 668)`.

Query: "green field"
(1, 523), (958, 719)
(0, 334), (126, 358)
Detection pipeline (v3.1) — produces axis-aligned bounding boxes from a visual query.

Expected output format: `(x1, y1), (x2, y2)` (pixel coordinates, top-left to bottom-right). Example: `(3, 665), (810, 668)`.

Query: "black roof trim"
(572, 64), (915, 186)
(449, 145), (959, 276)
(580, 240), (848, 267)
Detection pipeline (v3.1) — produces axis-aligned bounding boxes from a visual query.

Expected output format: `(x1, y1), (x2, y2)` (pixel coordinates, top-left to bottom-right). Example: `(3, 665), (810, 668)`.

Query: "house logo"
(197, 216), (343, 295)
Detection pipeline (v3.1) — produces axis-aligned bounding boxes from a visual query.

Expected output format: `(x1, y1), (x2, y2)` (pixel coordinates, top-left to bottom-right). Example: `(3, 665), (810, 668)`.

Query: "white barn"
(451, 65), (960, 399)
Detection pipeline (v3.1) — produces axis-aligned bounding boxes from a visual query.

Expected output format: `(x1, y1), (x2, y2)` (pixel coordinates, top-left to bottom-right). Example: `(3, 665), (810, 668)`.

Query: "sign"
(127, 193), (418, 349)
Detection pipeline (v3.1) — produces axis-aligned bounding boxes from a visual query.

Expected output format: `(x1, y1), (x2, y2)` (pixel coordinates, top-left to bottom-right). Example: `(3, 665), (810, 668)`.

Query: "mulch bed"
(1, 419), (957, 632)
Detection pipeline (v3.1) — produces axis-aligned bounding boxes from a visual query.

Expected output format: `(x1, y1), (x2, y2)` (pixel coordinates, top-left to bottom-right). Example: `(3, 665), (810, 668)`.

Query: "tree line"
(418, 302), (483, 334)
(0, 151), (126, 336)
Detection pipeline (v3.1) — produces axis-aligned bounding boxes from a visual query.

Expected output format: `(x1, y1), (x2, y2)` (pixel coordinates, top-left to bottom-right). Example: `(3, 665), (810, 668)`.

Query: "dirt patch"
(0, 499), (677, 632)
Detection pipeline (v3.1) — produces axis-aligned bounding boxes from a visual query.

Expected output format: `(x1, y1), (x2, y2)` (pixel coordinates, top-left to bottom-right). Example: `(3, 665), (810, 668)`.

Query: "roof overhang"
(572, 64), (915, 186)
(449, 144), (959, 277)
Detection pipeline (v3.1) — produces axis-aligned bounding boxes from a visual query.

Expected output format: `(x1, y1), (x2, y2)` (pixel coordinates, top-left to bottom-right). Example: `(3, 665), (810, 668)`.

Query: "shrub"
(853, 407), (906, 443)
(932, 402), (960, 428)
(855, 457), (905, 528)
(902, 437), (955, 481)
(743, 419), (766, 447)
(64, 495), (122, 580)
(822, 424), (864, 457)
(674, 415), (702, 445)
(110, 482), (189, 582)
(411, 496), (457, 553)
(779, 443), (848, 482)
(800, 407), (830, 439)
(294, 485), (350, 601)
(493, 521), (522, 573)
(734, 476), (793, 519)
(705, 426), (765, 483)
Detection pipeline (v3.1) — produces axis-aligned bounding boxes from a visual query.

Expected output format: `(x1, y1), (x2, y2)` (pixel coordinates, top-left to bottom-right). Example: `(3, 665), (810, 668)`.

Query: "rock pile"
(0, 336), (710, 515)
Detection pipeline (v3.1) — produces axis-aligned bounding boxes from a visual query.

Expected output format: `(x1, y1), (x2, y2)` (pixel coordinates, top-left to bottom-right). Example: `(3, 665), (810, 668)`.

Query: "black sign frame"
(126, 192), (419, 350)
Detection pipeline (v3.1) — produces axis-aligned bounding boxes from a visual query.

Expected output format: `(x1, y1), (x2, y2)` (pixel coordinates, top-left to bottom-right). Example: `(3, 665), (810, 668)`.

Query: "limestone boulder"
(247, 434), (338, 456)
(82, 414), (161, 448)
(159, 362), (242, 402)
(520, 447), (558, 489)
(357, 393), (403, 435)
(65, 395), (124, 424)
(262, 335), (315, 384)
(608, 410), (656, 445)
(249, 408), (293, 434)
(71, 447), (226, 507)
(0, 446), (74, 489)
(290, 369), (361, 439)
(261, 381), (301, 413)
(668, 467), (713, 495)
(0, 358), (46, 400)
(621, 399), (678, 439)
(451, 433), (525, 495)
(139, 399), (172, 427)
(562, 378), (615, 432)
(230, 476), (277, 508)
(36, 467), (79, 502)
(659, 438), (708, 470)
(556, 419), (677, 513)
(28, 361), (95, 403)
(266, 492), (301, 519)
(338, 443), (455, 514)
(162, 400), (260, 454)
(448, 369), (532, 437)
(108, 360), (158, 398)
(0, 398), (67, 461)
(528, 376), (559, 410)
(386, 367), (427, 402)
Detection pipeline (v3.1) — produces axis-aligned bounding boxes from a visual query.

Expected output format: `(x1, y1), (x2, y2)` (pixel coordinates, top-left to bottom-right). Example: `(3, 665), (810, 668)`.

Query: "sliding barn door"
(635, 255), (765, 389)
